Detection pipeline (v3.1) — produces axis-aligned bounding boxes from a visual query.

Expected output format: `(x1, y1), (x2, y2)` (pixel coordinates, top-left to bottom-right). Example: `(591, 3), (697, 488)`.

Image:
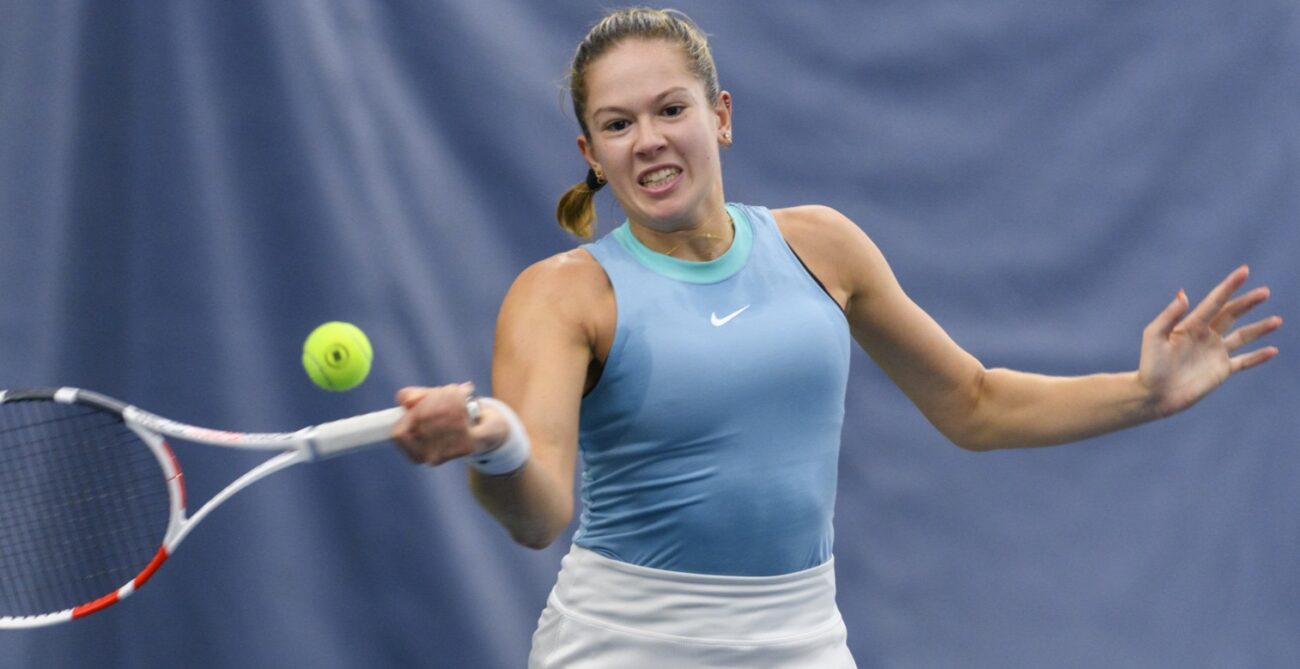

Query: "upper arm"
(490, 249), (612, 502)
(776, 205), (986, 442)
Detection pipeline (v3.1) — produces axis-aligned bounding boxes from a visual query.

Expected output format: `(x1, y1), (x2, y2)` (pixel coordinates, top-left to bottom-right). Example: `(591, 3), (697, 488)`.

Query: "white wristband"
(467, 397), (531, 476)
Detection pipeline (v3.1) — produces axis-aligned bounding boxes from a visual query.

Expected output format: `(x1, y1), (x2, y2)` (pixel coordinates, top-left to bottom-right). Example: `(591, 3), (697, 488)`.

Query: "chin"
(635, 197), (705, 229)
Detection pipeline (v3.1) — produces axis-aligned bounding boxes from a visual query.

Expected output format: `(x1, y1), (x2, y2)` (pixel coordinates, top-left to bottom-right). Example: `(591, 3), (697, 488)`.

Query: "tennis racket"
(0, 386), (404, 628)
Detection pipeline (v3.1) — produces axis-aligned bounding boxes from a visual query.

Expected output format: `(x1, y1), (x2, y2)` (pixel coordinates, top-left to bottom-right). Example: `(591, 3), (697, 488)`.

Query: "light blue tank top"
(574, 203), (851, 576)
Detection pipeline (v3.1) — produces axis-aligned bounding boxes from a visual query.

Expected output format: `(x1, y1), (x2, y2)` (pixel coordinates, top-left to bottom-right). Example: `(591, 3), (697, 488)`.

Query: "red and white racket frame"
(0, 387), (402, 629)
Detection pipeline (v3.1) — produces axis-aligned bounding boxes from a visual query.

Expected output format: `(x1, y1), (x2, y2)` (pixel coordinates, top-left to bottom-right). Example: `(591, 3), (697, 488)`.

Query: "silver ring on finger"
(465, 394), (482, 425)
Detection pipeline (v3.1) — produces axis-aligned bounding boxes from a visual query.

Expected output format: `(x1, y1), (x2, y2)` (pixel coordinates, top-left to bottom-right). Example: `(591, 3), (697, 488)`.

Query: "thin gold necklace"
(661, 215), (734, 259)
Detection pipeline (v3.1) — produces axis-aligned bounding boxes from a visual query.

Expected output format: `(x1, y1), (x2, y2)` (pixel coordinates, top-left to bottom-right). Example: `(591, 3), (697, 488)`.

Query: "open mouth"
(638, 166), (682, 189)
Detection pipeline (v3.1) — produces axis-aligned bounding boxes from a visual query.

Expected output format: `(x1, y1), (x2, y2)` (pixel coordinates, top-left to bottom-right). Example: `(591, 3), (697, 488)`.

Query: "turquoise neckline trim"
(611, 204), (753, 284)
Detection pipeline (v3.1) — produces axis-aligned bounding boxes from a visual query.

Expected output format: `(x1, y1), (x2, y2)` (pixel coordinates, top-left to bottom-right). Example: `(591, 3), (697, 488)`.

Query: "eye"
(662, 104), (686, 117)
(603, 119), (630, 132)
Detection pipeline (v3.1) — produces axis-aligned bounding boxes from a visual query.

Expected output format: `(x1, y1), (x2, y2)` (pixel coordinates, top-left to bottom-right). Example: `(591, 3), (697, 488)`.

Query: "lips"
(637, 165), (683, 191)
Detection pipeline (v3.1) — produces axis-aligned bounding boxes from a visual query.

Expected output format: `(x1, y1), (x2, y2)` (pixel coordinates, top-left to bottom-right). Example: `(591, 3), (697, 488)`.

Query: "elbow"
(508, 503), (573, 550)
(950, 434), (997, 452)
(942, 366), (1000, 452)
(515, 534), (556, 551)
(937, 419), (996, 452)
(510, 523), (566, 550)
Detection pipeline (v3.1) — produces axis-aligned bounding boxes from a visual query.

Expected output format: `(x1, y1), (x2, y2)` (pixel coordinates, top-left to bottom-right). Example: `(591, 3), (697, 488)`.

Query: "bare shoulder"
(510, 247), (611, 302)
(500, 247), (613, 342)
(771, 205), (886, 307)
(772, 205), (866, 245)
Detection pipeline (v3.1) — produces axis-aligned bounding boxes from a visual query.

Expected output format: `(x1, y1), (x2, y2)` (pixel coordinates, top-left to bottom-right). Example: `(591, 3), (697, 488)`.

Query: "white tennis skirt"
(528, 545), (856, 668)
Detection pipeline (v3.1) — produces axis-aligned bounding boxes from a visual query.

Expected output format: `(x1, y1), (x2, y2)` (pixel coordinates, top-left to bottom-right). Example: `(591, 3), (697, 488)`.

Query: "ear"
(715, 91), (733, 144)
(577, 134), (598, 171)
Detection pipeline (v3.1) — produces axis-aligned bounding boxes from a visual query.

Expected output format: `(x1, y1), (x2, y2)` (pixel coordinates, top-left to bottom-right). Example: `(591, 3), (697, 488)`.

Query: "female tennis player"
(390, 8), (1282, 667)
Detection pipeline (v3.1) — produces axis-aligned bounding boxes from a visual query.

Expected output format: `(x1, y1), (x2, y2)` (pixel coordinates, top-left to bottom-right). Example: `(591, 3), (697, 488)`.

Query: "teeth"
(640, 167), (681, 187)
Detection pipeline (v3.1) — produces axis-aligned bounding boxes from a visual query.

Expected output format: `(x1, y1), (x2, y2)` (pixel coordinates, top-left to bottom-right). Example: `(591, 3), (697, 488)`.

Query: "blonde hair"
(555, 7), (721, 239)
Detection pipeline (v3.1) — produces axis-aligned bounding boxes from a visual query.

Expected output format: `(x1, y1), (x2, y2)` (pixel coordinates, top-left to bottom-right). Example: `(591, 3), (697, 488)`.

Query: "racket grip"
(307, 407), (406, 459)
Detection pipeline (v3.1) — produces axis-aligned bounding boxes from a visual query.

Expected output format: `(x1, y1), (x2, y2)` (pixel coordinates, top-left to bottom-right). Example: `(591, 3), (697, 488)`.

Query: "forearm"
(959, 368), (1159, 451)
(468, 456), (573, 549)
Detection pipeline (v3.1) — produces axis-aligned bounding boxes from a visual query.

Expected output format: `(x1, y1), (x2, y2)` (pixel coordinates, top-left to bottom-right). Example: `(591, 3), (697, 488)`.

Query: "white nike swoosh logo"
(710, 305), (751, 327)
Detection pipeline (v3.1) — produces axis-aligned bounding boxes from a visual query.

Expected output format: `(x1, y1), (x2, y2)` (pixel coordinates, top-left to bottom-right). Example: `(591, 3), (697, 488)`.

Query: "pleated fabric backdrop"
(1, 1), (1297, 666)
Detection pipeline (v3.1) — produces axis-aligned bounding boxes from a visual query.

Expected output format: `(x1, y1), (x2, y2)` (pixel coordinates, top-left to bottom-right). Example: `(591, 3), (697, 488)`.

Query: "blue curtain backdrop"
(2, 1), (1297, 666)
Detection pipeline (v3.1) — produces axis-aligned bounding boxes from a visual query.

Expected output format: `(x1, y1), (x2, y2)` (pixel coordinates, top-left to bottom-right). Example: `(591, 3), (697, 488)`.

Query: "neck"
(629, 205), (734, 261)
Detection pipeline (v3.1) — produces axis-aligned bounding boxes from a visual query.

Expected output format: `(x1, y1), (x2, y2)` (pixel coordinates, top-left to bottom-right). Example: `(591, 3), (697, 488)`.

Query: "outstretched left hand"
(1139, 265), (1282, 417)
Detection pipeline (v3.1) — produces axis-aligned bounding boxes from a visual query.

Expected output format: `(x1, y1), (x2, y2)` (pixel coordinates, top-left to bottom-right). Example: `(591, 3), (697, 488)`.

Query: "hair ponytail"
(555, 167), (606, 238)
(555, 180), (597, 239)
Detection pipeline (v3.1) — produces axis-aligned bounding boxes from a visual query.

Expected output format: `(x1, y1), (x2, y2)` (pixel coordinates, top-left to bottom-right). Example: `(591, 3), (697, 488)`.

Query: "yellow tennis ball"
(302, 321), (373, 391)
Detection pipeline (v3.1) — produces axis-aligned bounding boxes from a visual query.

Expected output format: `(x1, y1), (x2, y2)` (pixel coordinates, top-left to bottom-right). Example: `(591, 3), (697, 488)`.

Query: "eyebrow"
(590, 87), (692, 118)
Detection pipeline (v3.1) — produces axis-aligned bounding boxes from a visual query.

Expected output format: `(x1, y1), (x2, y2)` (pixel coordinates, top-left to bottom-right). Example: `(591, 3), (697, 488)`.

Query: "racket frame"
(0, 387), (402, 628)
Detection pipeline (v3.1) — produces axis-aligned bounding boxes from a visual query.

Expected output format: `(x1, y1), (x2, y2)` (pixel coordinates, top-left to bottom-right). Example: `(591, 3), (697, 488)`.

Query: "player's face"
(578, 39), (732, 233)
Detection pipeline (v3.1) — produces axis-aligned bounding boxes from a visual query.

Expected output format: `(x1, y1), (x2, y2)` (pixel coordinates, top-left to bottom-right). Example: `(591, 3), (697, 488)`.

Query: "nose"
(633, 119), (667, 158)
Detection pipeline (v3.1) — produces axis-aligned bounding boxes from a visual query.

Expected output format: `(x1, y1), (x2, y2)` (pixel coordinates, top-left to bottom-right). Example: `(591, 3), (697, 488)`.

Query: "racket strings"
(0, 401), (170, 618)
(0, 406), (157, 612)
